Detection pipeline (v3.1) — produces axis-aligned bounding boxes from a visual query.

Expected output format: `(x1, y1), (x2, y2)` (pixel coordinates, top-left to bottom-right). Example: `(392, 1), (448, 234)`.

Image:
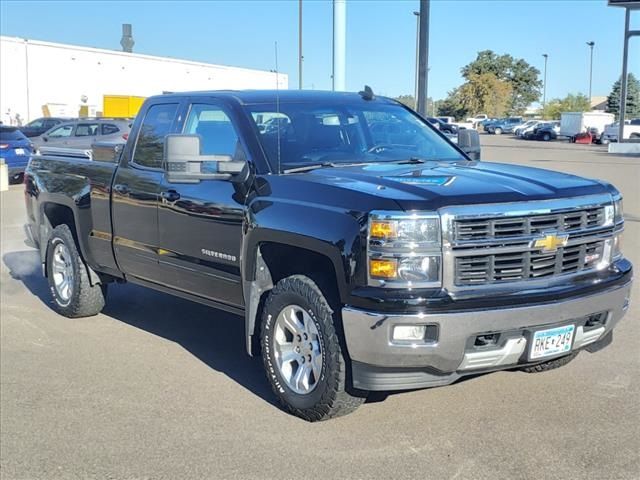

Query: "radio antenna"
(275, 41), (282, 174)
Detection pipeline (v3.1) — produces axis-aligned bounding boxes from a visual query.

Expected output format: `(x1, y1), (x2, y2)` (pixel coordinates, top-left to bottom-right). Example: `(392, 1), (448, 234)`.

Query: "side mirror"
(164, 134), (246, 183)
(458, 129), (481, 161)
(42, 136), (49, 142)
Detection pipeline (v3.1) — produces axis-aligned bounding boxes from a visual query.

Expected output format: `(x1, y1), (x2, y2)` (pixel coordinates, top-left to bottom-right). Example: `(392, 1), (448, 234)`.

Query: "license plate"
(529, 324), (575, 360)
(14, 148), (25, 155)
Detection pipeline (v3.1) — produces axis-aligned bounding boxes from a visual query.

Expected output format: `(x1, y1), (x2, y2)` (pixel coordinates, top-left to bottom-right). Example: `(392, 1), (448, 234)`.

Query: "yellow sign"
(532, 233), (569, 253)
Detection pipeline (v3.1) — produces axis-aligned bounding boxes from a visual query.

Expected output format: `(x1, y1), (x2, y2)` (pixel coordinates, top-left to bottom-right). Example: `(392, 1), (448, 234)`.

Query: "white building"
(0, 36), (288, 124)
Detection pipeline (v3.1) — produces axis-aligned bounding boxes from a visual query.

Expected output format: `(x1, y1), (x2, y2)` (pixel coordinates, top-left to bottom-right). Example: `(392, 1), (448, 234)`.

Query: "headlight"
(368, 211), (441, 287)
(614, 197), (623, 224)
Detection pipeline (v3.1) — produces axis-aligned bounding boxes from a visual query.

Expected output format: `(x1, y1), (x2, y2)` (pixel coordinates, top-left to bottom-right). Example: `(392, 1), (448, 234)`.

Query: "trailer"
(559, 112), (615, 139)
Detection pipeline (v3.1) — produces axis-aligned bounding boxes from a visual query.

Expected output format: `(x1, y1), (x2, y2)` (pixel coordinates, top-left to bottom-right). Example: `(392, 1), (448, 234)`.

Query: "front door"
(156, 101), (247, 307)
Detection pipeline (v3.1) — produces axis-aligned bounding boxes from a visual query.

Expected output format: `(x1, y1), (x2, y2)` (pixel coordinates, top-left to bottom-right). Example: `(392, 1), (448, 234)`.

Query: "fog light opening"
(474, 333), (499, 347)
(393, 325), (427, 342)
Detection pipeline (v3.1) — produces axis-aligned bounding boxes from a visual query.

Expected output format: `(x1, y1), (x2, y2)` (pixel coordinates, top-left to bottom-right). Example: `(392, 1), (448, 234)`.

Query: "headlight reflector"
(614, 198), (623, 223)
(369, 258), (398, 279)
(368, 211), (442, 287)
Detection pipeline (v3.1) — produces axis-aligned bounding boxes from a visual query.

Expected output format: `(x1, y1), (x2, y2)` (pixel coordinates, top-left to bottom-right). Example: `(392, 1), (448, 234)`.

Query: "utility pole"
(298, 0), (303, 89)
(416, 0), (430, 116)
(413, 11), (420, 106)
(332, 0), (346, 91)
(587, 41), (595, 102)
(542, 53), (548, 113)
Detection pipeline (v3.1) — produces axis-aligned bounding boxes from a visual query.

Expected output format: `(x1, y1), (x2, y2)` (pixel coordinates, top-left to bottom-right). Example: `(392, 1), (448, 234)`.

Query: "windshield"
(245, 101), (465, 171)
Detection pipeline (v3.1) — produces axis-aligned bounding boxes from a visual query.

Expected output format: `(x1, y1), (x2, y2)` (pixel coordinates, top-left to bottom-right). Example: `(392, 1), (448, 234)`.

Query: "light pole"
(298, 0), (303, 89)
(416, 0), (430, 116)
(586, 41), (595, 102)
(413, 11), (419, 106)
(542, 54), (548, 114)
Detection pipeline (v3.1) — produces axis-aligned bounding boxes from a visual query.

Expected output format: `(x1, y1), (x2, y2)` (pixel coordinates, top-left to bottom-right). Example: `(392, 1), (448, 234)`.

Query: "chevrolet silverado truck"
(24, 90), (632, 421)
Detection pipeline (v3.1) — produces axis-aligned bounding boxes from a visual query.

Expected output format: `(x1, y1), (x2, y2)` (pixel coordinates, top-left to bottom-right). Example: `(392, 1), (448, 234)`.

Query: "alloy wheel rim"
(273, 305), (323, 394)
(51, 243), (74, 304)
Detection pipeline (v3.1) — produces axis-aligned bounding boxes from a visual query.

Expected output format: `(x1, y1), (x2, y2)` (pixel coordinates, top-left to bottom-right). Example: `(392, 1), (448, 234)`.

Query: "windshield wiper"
(282, 162), (338, 174)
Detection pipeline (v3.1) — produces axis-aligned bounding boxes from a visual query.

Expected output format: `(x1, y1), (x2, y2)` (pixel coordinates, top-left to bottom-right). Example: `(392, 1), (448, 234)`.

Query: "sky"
(1, 0), (638, 103)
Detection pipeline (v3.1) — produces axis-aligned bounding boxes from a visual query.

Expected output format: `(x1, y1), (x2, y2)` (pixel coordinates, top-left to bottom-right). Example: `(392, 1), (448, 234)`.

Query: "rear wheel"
(46, 224), (106, 317)
(261, 275), (366, 421)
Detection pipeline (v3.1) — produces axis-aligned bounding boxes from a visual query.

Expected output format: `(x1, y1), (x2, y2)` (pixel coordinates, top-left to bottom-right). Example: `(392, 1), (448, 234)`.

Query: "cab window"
(184, 104), (243, 157)
(75, 124), (99, 136)
(132, 103), (179, 168)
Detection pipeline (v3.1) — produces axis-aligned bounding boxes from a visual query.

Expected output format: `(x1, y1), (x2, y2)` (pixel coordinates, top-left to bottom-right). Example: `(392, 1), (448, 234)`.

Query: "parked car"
(479, 118), (500, 132)
(18, 117), (71, 138)
(24, 90), (631, 421)
(32, 119), (131, 151)
(486, 117), (524, 135)
(530, 121), (561, 141)
(427, 117), (458, 135)
(466, 113), (488, 125)
(437, 116), (455, 124)
(0, 126), (33, 182)
(600, 119), (640, 144)
(514, 120), (541, 137)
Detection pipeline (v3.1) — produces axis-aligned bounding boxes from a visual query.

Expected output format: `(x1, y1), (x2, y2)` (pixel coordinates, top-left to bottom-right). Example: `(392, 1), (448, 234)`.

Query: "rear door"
(111, 101), (183, 281)
(70, 122), (100, 149)
(155, 99), (247, 307)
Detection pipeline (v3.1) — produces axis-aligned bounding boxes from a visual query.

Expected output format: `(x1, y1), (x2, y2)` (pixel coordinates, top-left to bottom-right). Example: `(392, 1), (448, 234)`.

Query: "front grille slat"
(455, 207), (606, 242)
(454, 239), (606, 286)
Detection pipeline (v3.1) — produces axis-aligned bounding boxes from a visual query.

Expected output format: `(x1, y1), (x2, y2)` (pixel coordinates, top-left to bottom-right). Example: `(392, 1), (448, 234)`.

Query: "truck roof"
(156, 89), (397, 105)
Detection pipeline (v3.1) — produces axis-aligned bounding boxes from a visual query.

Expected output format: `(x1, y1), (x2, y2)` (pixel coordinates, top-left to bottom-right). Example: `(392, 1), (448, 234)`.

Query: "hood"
(281, 161), (611, 211)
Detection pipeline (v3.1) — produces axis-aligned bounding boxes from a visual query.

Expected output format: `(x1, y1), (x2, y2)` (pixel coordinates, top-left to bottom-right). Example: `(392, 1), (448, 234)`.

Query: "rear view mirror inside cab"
(164, 134), (245, 183)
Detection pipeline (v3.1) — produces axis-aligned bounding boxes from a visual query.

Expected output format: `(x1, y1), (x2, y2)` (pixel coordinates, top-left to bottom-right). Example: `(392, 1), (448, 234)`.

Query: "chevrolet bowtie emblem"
(532, 232), (569, 253)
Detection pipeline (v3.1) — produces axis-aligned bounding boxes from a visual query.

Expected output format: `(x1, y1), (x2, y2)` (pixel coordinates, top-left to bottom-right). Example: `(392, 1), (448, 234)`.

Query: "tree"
(461, 50), (542, 114)
(436, 88), (467, 120)
(606, 73), (640, 119)
(541, 93), (591, 120)
(392, 95), (437, 115)
(458, 73), (513, 118)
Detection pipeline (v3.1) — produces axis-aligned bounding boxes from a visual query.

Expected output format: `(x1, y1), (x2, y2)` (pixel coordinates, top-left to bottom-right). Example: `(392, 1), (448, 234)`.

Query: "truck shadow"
(3, 249), (472, 408)
(3, 249), (277, 409)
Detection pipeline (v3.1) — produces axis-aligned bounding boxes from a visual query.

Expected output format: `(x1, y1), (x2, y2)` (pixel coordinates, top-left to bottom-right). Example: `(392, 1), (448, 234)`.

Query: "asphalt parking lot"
(1, 135), (639, 480)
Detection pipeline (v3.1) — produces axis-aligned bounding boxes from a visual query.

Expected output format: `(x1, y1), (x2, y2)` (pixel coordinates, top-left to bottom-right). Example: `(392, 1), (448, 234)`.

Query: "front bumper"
(343, 279), (632, 391)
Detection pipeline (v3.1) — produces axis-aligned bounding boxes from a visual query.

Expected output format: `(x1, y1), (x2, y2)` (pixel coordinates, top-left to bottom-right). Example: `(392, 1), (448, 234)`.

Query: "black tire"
(543, 133), (551, 141)
(520, 352), (578, 373)
(261, 275), (366, 421)
(495, 127), (503, 135)
(46, 224), (106, 318)
(601, 138), (610, 145)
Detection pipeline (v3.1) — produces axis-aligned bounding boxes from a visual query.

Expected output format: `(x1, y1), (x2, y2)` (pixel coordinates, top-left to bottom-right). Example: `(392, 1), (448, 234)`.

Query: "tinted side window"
(184, 104), (241, 156)
(102, 124), (120, 135)
(133, 103), (178, 168)
(75, 124), (99, 136)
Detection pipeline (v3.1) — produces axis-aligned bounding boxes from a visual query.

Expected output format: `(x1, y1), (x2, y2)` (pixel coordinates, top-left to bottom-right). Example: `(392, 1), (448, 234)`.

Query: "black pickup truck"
(24, 90), (632, 421)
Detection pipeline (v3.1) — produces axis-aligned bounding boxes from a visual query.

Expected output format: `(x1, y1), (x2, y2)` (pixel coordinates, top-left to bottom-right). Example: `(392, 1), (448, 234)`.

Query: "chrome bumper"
(342, 280), (632, 376)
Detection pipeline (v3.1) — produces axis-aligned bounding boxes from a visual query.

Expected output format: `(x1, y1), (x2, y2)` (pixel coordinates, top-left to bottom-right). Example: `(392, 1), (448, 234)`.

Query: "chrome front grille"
(454, 207), (605, 241)
(455, 240), (605, 285)
(441, 194), (617, 293)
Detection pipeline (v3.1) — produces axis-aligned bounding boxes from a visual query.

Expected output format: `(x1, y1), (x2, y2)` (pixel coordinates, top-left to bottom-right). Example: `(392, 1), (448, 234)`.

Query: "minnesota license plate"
(14, 148), (25, 155)
(529, 324), (575, 360)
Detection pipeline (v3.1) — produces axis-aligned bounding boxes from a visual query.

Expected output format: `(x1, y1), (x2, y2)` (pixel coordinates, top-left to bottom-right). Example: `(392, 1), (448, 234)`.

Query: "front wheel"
(46, 224), (106, 317)
(261, 275), (366, 421)
(494, 127), (503, 135)
(543, 133), (551, 141)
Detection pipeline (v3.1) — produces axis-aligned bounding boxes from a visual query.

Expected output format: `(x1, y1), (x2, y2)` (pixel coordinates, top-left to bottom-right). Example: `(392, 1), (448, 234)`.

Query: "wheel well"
(259, 242), (340, 301)
(42, 203), (79, 276)
(247, 242), (342, 356)
(43, 202), (76, 231)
